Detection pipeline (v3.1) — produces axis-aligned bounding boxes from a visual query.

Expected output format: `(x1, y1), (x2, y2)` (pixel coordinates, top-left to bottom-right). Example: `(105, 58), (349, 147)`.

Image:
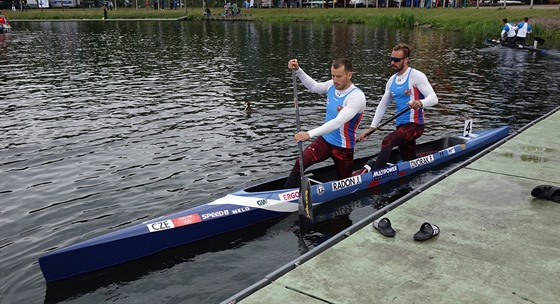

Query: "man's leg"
(398, 124), (424, 161)
(373, 123), (424, 169)
(284, 136), (331, 189)
(332, 146), (354, 181)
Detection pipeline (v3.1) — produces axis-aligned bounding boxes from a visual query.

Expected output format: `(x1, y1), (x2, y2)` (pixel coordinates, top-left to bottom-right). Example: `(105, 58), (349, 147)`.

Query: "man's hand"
(288, 59), (300, 71)
(294, 131), (310, 142)
(408, 100), (423, 110)
(358, 127), (376, 142)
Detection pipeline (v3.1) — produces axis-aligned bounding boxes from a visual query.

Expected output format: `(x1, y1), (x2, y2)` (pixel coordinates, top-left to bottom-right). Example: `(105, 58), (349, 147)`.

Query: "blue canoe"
(39, 126), (510, 282)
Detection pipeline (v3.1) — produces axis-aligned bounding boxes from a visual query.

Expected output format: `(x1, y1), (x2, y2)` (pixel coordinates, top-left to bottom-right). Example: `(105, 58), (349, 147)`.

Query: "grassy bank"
(4, 5), (560, 44)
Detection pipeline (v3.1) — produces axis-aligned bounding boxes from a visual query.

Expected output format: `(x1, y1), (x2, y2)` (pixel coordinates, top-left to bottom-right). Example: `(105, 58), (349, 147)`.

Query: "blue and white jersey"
(390, 68), (425, 127)
(322, 86), (363, 148)
(516, 22), (532, 38)
(502, 23), (517, 38)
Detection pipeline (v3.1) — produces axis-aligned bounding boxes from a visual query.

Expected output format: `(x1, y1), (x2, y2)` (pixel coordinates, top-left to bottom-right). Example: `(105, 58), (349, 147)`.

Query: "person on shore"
(284, 58), (367, 189)
(355, 44), (438, 174)
(231, 2), (239, 15)
(500, 18), (517, 44)
(514, 17), (532, 45)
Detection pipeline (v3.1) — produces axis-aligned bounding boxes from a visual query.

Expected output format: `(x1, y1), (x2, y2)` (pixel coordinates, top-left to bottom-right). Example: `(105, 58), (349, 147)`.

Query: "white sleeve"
(411, 70), (438, 108)
(307, 89), (366, 138)
(294, 68), (332, 94)
(369, 78), (393, 128)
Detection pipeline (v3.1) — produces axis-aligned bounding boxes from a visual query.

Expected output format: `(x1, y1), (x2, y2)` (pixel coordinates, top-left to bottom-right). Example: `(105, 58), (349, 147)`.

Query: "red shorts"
(291, 136), (354, 181)
(381, 123), (424, 160)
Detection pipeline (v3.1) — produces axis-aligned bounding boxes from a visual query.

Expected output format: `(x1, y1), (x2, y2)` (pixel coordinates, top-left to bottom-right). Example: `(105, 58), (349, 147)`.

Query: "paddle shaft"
(356, 107), (410, 143)
(292, 70), (305, 175)
(292, 70), (314, 229)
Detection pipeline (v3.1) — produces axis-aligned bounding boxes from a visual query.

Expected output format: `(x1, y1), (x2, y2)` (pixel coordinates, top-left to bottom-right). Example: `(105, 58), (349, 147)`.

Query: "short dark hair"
(503, 18), (508, 23)
(332, 58), (353, 72)
(393, 43), (412, 58)
(524, 17), (529, 22)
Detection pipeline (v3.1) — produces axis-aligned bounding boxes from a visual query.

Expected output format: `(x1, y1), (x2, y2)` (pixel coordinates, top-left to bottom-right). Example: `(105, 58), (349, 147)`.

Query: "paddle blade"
(298, 176), (314, 232)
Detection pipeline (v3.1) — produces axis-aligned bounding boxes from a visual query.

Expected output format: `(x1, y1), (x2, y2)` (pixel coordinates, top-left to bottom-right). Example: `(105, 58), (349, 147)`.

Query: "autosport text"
(332, 175), (362, 191)
(409, 154), (435, 169)
(372, 165), (399, 180)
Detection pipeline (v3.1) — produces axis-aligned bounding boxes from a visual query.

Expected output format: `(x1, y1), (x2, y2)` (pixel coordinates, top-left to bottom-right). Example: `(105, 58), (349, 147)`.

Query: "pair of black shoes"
(531, 185), (560, 203)
(373, 218), (440, 241)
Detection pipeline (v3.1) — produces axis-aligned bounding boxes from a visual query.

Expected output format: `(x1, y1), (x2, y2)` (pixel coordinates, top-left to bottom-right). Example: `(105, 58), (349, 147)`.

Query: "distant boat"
(0, 15), (12, 33)
(483, 38), (548, 55)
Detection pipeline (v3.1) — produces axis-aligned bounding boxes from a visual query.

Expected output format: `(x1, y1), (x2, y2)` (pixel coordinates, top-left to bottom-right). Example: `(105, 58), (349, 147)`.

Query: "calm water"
(0, 20), (558, 304)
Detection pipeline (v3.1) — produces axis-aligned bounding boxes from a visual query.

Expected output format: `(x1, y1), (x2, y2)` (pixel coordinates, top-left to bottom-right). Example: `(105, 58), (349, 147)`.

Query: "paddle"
(534, 36), (545, 46)
(356, 107), (410, 143)
(292, 70), (314, 232)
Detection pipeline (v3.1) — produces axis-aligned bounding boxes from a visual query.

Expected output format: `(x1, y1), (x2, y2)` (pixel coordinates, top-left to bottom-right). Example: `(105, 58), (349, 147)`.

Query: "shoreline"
(3, 5), (560, 45)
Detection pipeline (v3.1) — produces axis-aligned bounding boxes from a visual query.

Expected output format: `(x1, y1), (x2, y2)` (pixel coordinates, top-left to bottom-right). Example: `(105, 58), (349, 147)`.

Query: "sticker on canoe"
(316, 184), (325, 196)
(409, 154), (435, 169)
(147, 214), (202, 232)
(332, 175), (362, 191)
(372, 165), (399, 180)
(279, 189), (299, 201)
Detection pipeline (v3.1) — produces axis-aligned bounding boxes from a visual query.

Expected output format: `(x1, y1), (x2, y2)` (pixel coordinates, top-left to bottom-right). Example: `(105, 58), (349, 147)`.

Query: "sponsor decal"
(147, 219), (175, 232)
(201, 210), (230, 220)
(460, 144), (466, 150)
(172, 214), (202, 227)
(409, 154), (435, 169)
(332, 175), (362, 191)
(446, 147), (456, 155)
(372, 165), (399, 180)
(404, 89), (412, 96)
(232, 206), (251, 214)
(256, 199), (268, 206)
(316, 185), (325, 196)
(279, 189), (299, 201)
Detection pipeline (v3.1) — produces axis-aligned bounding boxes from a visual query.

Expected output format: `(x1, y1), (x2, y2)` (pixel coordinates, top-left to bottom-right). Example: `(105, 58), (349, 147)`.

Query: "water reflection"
(0, 20), (558, 304)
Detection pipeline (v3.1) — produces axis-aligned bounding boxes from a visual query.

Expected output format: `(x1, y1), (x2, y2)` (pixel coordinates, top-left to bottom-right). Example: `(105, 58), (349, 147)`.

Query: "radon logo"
(332, 175), (362, 191)
(409, 154), (435, 169)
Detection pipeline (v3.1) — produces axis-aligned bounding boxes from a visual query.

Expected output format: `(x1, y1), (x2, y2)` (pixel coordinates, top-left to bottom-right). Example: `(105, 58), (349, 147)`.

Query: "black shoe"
(373, 218), (395, 237)
(531, 185), (560, 203)
(413, 222), (440, 241)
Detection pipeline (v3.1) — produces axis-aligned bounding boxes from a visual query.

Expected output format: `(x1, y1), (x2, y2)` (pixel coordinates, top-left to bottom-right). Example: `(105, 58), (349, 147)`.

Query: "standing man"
(356, 44), (438, 174)
(284, 58), (367, 189)
(500, 18), (517, 44)
(514, 17), (532, 45)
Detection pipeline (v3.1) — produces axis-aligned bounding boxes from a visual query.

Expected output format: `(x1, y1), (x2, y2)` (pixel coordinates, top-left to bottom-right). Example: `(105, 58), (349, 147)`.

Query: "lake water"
(0, 20), (558, 303)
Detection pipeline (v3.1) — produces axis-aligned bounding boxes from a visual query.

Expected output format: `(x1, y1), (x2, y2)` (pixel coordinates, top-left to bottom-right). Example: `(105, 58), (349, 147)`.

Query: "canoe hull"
(483, 38), (547, 54)
(39, 126), (510, 282)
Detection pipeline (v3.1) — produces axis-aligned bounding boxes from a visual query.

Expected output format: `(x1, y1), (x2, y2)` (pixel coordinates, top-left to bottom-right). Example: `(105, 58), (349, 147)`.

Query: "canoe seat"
(307, 177), (323, 185)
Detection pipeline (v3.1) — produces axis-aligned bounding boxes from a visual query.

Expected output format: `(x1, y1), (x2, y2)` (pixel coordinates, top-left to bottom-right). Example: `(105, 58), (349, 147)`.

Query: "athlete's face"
(390, 49), (409, 74)
(331, 65), (352, 91)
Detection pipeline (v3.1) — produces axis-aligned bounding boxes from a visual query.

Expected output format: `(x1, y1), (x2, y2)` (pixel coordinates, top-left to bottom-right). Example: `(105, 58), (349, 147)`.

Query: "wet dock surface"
(234, 109), (560, 304)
